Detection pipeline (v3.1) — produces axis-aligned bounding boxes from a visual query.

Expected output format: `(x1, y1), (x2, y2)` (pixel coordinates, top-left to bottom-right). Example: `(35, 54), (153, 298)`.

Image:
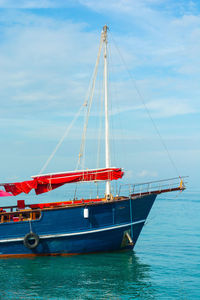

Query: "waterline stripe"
(0, 219), (145, 243)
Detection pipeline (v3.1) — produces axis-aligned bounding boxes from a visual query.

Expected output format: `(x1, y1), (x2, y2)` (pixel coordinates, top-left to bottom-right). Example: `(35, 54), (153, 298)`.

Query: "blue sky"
(0, 0), (199, 192)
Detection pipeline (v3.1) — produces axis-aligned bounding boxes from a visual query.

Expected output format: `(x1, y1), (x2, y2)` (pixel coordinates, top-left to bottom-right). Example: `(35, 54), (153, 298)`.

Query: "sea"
(0, 190), (199, 299)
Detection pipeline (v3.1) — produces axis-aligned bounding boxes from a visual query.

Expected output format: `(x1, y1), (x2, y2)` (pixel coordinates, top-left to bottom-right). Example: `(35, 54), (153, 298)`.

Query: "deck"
(0, 176), (187, 224)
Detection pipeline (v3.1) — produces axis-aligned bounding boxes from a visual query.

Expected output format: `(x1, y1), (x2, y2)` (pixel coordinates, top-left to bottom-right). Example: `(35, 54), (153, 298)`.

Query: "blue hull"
(0, 194), (156, 257)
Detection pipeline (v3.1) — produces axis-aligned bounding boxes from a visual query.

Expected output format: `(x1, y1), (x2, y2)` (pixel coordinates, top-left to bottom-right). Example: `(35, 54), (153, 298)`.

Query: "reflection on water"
(0, 251), (155, 299)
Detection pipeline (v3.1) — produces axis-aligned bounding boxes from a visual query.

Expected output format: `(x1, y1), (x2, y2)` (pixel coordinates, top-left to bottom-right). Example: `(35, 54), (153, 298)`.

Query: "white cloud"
(0, 4), (199, 122)
(77, 0), (200, 77)
(0, 12), (100, 119)
(0, 3), (199, 187)
(0, 0), (75, 8)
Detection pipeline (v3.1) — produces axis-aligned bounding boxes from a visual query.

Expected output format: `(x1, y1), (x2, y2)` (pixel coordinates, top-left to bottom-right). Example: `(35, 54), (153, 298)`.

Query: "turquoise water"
(0, 191), (199, 299)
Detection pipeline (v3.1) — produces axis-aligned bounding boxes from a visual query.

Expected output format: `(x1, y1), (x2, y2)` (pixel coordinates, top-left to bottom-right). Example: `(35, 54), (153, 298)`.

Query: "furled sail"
(2, 167), (124, 196)
(3, 180), (37, 196)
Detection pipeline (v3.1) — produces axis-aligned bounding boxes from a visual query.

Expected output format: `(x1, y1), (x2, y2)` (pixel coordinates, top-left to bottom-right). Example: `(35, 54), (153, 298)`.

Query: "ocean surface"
(0, 191), (199, 299)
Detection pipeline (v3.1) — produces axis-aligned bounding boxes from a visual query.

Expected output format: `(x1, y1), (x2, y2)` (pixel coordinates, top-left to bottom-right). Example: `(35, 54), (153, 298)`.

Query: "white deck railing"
(118, 176), (188, 198)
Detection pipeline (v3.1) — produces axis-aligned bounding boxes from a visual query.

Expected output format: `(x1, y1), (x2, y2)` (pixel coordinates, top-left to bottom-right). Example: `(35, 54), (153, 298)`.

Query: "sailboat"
(0, 25), (186, 258)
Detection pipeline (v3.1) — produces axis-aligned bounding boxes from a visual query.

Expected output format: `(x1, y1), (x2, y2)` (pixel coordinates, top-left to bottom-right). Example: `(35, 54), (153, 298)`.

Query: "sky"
(0, 0), (200, 194)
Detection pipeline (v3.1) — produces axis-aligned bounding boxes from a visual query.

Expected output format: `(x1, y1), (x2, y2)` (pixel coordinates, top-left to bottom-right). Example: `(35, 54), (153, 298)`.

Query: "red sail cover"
(3, 168), (124, 196)
(0, 190), (13, 197)
(4, 180), (38, 196)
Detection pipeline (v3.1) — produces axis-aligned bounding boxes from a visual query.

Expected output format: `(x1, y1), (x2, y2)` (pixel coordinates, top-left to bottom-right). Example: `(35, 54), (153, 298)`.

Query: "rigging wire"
(107, 43), (122, 195)
(107, 42), (118, 168)
(39, 32), (103, 177)
(74, 34), (103, 199)
(76, 36), (103, 171)
(110, 33), (181, 178)
(96, 57), (104, 169)
(95, 52), (105, 197)
(108, 41), (129, 183)
(39, 105), (85, 175)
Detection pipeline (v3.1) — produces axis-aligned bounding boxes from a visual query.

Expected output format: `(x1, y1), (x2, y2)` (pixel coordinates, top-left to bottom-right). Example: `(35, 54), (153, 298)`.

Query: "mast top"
(102, 25), (109, 42)
(103, 25), (109, 33)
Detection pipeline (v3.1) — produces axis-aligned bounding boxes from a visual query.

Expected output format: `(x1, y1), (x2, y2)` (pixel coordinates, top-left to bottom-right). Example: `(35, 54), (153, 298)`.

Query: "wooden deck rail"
(0, 209), (41, 224)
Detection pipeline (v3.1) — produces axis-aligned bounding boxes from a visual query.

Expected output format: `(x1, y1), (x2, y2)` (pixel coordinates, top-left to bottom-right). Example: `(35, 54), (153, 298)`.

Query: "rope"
(96, 71), (104, 169)
(129, 198), (133, 238)
(76, 36), (103, 171)
(39, 105), (84, 175)
(29, 220), (32, 233)
(110, 34), (180, 178)
(74, 35), (103, 199)
(39, 32), (104, 176)
(107, 43), (117, 168)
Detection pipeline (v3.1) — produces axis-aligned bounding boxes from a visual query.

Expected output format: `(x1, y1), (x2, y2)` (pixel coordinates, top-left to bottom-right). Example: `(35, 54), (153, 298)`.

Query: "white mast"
(102, 25), (111, 199)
